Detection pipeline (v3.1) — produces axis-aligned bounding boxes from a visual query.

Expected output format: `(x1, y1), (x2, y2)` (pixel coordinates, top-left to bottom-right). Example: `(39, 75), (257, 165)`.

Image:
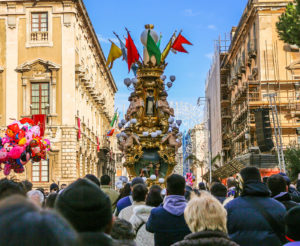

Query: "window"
(32, 160), (49, 182)
(31, 13), (48, 32)
(31, 83), (49, 115)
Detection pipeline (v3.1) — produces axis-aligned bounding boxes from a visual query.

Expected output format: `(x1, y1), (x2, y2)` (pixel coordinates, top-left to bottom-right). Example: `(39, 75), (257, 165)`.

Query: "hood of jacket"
(79, 232), (113, 246)
(273, 192), (291, 201)
(163, 195), (187, 216)
(241, 180), (271, 197)
(130, 205), (153, 231)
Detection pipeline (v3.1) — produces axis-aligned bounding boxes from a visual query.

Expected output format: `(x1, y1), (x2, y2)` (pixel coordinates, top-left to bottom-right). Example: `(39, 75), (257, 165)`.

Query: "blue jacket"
(225, 181), (286, 246)
(146, 204), (191, 246)
(116, 195), (132, 215)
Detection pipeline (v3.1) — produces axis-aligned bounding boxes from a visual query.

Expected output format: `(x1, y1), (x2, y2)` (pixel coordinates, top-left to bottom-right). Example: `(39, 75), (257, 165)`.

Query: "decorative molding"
(15, 58), (61, 73)
(286, 60), (300, 71)
(0, 66), (4, 73)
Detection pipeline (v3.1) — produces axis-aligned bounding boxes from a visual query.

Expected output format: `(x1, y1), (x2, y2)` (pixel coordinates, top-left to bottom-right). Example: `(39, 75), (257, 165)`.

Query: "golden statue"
(117, 25), (182, 185)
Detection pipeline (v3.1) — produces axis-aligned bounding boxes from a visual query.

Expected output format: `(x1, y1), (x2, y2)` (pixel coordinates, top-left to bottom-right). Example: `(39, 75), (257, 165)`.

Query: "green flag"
(110, 112), (118, 127)
(147, 30), (161, 65)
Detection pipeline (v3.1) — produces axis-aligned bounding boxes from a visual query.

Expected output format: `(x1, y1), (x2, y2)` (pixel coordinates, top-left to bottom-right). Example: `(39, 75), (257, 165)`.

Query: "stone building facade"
(205, 0), (300, 180)
(0, 0), (117, 188)
(190, 123), (207, 183)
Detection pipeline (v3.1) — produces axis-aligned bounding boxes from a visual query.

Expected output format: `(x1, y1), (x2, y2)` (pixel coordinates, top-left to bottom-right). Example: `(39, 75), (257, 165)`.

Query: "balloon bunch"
(0, 118), (50, 175)
(185, 172), (194, 187)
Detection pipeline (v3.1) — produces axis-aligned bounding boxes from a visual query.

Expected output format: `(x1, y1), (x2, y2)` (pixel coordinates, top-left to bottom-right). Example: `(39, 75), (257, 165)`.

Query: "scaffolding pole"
(264, 93), (286, 172)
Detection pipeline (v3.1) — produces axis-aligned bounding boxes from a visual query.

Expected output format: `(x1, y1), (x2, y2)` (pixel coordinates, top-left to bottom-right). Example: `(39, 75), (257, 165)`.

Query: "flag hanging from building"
(96, 136), (100, 152)
(105, 41), (122, 69)
(172, 33), (192, 53)
(110, 111), (118, 127)
(32, 114), (46, 137)
(107, 128), (115, 137)
(125, 29), (139, 72)
(147, 30), (161, 65)
(77, 118), (81, 140)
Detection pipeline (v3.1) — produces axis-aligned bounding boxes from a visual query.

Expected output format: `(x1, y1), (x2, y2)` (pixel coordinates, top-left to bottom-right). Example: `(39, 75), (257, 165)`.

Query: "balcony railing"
(31, 32), (48, 42)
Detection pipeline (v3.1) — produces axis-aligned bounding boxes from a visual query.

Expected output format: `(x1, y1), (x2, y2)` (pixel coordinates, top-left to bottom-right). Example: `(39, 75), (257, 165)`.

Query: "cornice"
(15, 58), (60, 72)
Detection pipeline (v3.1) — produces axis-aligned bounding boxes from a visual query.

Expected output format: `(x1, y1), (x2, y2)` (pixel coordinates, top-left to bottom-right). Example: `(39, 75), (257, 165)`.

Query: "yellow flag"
(106, 41), (122, 69)
(161, 31), (176, 63)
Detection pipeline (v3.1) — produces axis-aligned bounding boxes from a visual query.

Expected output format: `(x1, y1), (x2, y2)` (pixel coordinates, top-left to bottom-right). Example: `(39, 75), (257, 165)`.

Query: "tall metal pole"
(207, 98), (212, 184)
(268, 95), (282, 171)
(271, 95), (286, 172)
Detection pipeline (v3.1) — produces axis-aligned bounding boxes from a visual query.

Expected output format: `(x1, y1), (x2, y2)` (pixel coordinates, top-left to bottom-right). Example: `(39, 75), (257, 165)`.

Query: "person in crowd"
(45, 192), (58, 209)
(50, 183), (59, 193)
(0, 178), (25, 200)
(60, 184), (67, 190)
(27, 189), (45, 207)
(267, 174), (299, 211)
(198, 182), (207, 191)
(130, 185), (163, 246)
(279, 173), (300, 203)
(0, 195), (79, 246)
(119, 183), (148, 222)
(20, 180), (33, 193)
(55, 178), (113, 246)
(284, 206), (300, 245)
(146, 174), (191, 246)
(111, 218), (136, 246)
(172, 192), (239, 246)
(210, 182), (228, 204)
(227, 177), (237, 197)
(113, 183), (131, 213)
(116, 177), (145, 215)
(100, 174), (119, 211)
(85, 174), (100, 187)
(225, 167), (286, 246)
(184, 185), (193, 201)
(263, 176), (269, 185)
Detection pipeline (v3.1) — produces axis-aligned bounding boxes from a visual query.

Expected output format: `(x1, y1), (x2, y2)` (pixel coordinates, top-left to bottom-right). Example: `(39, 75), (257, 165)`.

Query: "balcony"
(30, 32), (48, 42)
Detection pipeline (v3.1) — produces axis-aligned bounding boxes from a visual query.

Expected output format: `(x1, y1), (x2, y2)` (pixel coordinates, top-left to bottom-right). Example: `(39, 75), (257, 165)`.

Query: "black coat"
(225, 181), (286, 246)
(171, 231), (239, 246)
(79, 232), (113, 246)
(273, 192), (300, 211)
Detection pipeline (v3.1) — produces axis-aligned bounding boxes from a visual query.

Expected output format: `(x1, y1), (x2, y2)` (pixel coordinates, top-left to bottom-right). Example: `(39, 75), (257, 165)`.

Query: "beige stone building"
(205, 0), (300, 180)
(0, 0), (117, 188)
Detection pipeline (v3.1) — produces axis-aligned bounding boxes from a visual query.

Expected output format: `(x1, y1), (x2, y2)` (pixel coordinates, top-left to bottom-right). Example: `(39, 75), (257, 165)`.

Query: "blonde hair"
(184, 191), (228, 233)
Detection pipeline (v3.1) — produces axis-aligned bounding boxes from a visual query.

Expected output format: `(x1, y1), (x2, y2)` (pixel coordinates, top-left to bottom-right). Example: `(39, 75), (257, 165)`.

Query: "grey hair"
(27, 190), (44, 205)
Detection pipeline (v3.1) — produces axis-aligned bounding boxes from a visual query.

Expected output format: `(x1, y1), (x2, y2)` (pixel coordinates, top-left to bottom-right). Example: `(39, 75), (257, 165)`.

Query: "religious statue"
(162, 127), (182, 152)
(146, 90), (155, 116)
(126, 93), (144, 121)
(157, 91), (174, 116)
(154, 162), (160, 177)
(123, 129), (140, 153)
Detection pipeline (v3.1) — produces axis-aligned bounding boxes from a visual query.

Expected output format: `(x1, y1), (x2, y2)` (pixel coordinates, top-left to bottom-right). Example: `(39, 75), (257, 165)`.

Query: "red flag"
(96, 137), (100, 152)
(172, 34), (192, 53)
(32, 114), (46, 137)
(126, 31), (139, 72)
(77, 118), (81, 140)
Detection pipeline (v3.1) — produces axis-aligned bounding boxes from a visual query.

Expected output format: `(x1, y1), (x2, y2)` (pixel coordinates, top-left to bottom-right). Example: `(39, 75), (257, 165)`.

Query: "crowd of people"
(0, 167), (300, 246)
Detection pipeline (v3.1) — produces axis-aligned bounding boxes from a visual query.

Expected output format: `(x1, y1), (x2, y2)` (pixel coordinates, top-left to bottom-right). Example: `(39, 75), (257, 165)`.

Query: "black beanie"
(240, 167), (261, 183)
(285, 206), (300, 241)
(55, 178), (112, 232)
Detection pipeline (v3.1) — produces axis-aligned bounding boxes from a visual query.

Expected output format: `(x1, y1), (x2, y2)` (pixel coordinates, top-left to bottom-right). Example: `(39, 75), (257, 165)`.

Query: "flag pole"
(161, 30), (177, 63)
(125, 27), (143, 63)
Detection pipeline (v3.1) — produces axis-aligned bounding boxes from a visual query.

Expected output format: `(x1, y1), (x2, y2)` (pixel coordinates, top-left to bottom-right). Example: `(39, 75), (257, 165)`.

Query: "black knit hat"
(50, 183), (59, 191)
(55, 178), (112, 232)
(285, 206), (300, 241)
(131, 177), (145, 186)
(240, 166), (261, 183)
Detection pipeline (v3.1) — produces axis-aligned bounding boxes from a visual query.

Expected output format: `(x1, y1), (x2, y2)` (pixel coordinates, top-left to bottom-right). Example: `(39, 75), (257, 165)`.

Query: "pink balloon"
(4, 164), (11, 176)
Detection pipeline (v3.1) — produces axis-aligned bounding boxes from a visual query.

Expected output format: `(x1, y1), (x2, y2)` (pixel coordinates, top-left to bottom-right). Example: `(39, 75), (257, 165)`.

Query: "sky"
(83, 0), (248, 124)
